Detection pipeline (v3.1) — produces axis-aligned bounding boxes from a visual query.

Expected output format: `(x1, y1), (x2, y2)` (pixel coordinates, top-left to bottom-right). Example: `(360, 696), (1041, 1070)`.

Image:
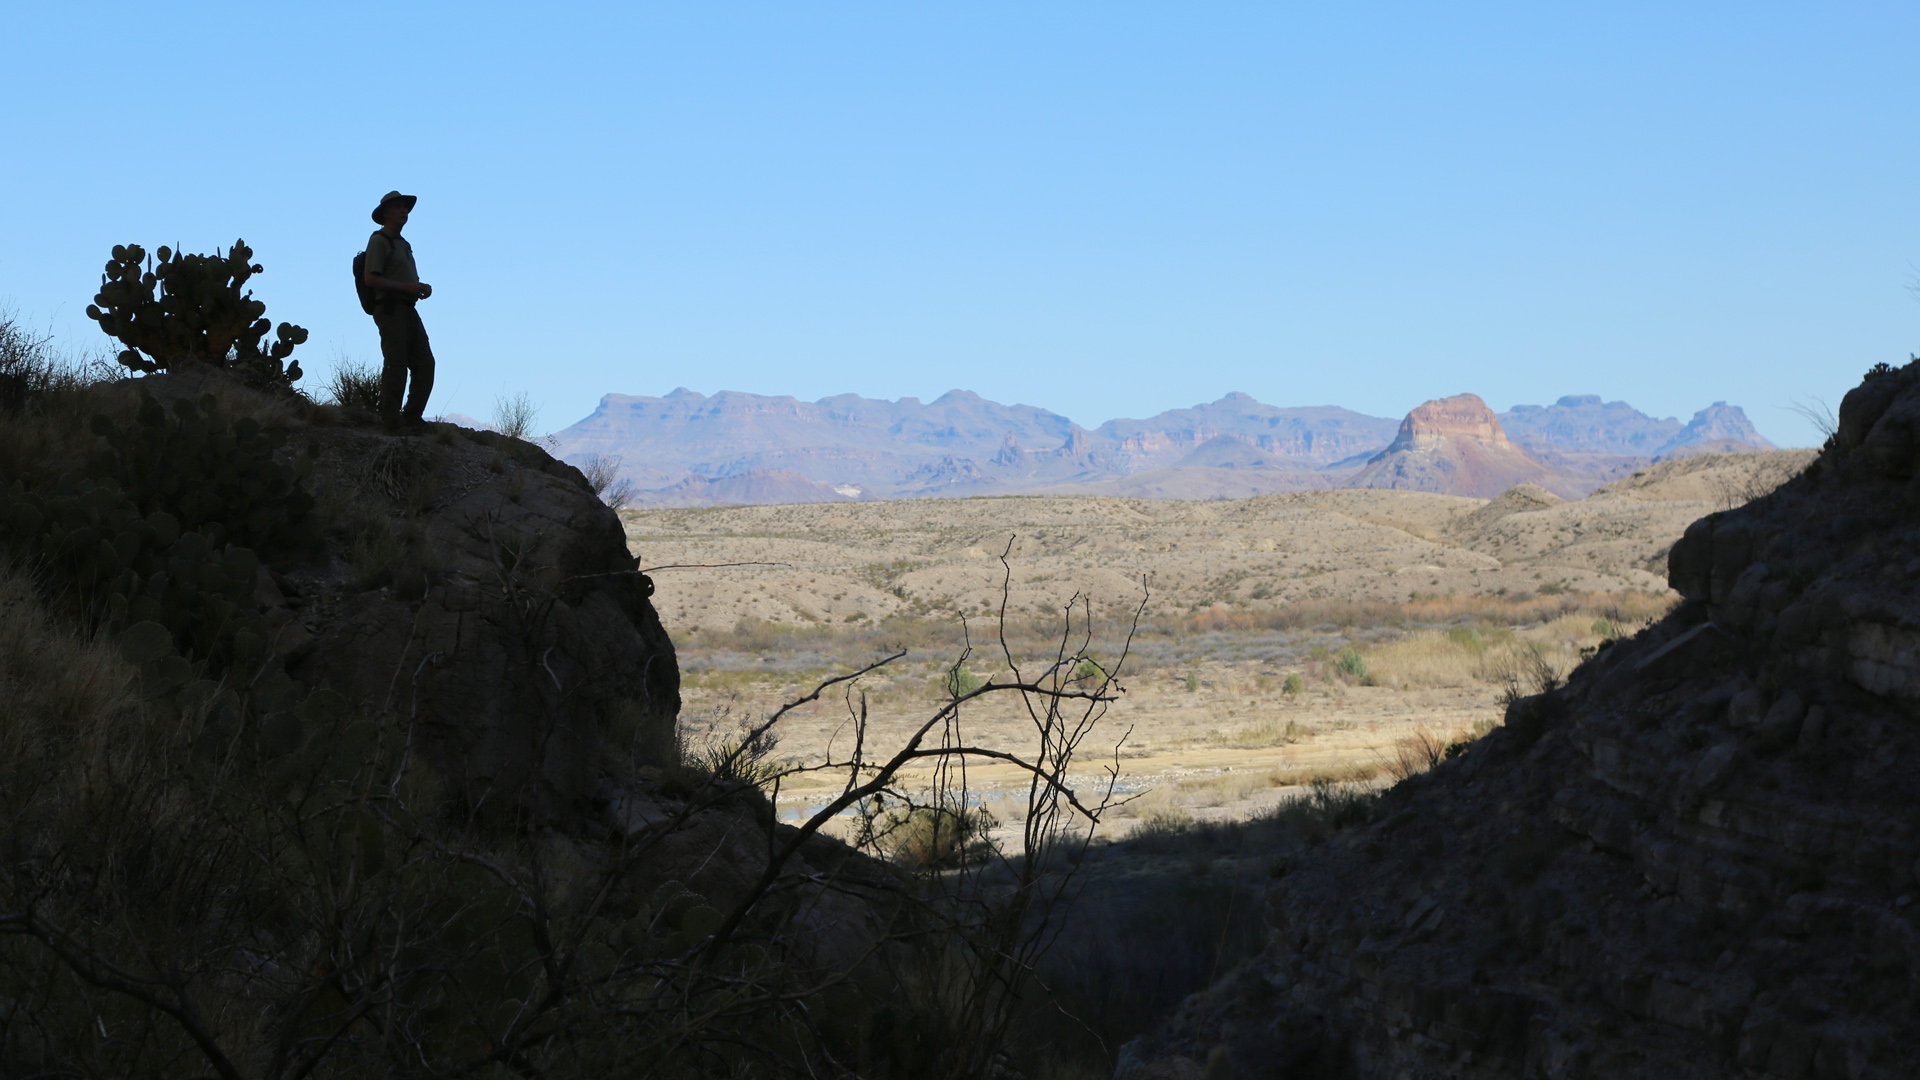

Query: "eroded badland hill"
(628, 448), (1812, 634)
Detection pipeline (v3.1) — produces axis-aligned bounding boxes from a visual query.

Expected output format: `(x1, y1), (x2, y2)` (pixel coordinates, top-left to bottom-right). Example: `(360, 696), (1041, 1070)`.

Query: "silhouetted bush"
(322, 355), (383, 410)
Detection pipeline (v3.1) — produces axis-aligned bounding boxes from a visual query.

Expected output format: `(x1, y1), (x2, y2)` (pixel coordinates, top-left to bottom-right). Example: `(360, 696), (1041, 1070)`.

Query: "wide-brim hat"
(372, 190), (418, 224)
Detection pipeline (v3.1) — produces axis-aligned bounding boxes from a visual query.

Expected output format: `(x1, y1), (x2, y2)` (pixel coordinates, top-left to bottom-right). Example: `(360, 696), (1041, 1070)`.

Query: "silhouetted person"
(363, 190), (435, 433)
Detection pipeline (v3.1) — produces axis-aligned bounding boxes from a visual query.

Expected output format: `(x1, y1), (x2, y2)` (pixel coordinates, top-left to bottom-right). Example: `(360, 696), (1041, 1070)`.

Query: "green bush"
(1184, 671), (1201, 693)
(1282, 672), (1305, 695)
(945, 662), (986, 697)
(1334, 646), (1368, 682)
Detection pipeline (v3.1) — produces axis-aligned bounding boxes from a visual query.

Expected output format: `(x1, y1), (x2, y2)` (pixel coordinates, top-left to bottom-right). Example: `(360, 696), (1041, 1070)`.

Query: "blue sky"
(5, 3), (1916, 446)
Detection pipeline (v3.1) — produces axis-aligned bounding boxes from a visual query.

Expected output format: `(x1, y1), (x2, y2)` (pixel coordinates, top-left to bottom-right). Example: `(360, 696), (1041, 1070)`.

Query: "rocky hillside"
(1118, 364), (1920, 1078)
(0, 358), (969, 1076)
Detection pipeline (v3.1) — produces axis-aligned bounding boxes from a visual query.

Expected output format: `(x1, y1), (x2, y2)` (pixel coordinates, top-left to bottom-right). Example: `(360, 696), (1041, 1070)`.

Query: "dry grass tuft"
(1204, 718), (1307, 748)
(321, 354), (382, 410)
(1268, 759), (1387, 788)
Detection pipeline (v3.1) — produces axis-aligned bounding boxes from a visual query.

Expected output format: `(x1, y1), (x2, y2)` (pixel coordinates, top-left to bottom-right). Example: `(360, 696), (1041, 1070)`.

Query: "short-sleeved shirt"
(365, 230), (418, 286)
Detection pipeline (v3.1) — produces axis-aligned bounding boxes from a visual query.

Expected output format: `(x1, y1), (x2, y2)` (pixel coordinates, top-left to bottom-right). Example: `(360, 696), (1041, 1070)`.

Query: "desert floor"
(624, 450), (1809, 833)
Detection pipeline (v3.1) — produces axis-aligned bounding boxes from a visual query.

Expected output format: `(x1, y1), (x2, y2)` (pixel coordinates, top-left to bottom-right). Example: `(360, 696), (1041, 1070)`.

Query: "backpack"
(352, 230), (395, 315)
(351, 247), (377, 315)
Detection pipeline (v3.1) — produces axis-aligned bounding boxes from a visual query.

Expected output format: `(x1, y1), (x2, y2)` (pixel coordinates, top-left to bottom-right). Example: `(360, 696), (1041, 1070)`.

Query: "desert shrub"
(879, 802), (997, 868)
(694, 719), (783, 788)
(945, 662), (986, 697)
(492, 391), (541, 441)
(580, 450), (638, 510)
(1384, 724), (1458, 781)
(0, 315), (54, 414)
(1334, 646), (1368, 682)
(1282, 671), (1305, 695)
(0, 313), (111, 416)
(1184, 671), (1200, 692)
(582, 450), (620, 493)
(323, 354), (383, 410)
(1488, 641), (1565, 705)
(85, 240), (307, 387)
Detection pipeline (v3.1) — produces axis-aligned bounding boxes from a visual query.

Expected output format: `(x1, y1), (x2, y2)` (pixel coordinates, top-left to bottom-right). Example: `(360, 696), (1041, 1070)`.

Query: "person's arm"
(363, 270), (431, 299)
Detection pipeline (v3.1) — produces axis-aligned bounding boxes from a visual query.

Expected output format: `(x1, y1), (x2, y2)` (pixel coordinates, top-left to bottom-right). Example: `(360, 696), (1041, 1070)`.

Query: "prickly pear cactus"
(0, 391), (326, 729)
(85, 240), (308, 387)
(0, 474), (272, 679)
(88, 391), (323, 561)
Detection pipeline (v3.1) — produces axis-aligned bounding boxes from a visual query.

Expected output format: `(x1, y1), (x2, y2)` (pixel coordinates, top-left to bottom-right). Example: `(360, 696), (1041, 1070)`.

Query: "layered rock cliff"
(1349, 393), (1570, 499)
(1120, 362), (1920, 1079)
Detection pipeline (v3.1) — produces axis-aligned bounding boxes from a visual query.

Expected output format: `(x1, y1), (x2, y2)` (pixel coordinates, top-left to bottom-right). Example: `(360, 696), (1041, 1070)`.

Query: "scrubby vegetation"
(0, 291), (1163, 1077)
(320, 353), (383, 411)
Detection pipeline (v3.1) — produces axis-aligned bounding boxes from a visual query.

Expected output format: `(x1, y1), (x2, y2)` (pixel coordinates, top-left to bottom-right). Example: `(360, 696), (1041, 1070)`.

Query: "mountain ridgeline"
(552, 389), (1777, 507)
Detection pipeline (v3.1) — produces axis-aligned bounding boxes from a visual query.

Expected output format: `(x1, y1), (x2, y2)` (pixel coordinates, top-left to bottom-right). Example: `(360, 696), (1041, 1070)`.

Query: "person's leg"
(375, 306), (410, 429)
(401, 309), (436, 423)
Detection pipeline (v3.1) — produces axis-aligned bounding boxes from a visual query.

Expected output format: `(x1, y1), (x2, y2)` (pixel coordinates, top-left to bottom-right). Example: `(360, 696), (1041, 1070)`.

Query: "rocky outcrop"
(1121, 364), (1920, 1078)
(188, 382), (688, 818)
(1347, 394), (1574, 499)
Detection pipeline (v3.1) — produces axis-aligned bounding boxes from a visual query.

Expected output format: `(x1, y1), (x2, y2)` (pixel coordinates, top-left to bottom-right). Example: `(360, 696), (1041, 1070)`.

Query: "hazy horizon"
(529, 385), (1793, 446)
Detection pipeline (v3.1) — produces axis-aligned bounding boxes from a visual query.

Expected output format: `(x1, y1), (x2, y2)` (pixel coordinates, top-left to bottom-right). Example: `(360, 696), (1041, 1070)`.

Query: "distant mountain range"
(546, 388), (1778, 507)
